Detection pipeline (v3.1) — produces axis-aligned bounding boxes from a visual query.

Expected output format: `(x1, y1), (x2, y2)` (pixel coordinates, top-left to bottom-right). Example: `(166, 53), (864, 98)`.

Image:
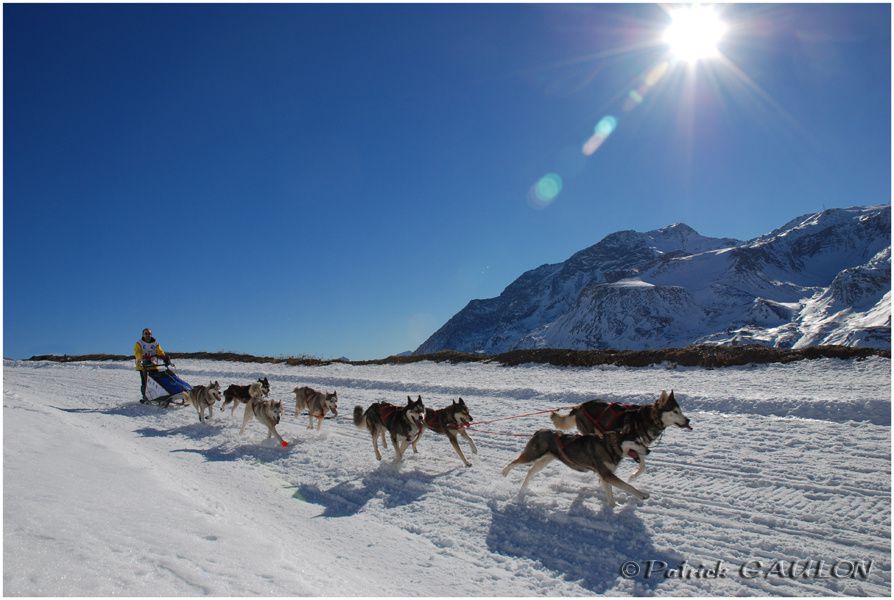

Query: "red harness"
(581, 402), (636, 434)
(553, 433), (592, 472)
(377, 403), (398, 424)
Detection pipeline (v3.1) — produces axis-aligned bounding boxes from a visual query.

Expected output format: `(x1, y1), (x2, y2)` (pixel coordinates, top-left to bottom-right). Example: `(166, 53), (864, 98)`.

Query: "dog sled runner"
(142, 365), (192, 407)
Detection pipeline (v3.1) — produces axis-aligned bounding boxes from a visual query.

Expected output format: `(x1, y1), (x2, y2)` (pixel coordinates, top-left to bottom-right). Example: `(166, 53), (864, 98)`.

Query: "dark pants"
(139, 370), (148, 399)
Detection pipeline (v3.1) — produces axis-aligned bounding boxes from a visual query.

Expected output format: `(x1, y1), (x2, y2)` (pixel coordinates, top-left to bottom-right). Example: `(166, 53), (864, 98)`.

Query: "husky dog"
(293, 386), (338, 430)
(502, 429), (651, 507)
(411, 398), (478, 467)
(353, 395), (426, 462)
(222, 377), (270, 415)
(240, 386), (286, 446)
(185, 381), (222, 423)
(548, 390), (690, 481)
(551, 390), (691, 439)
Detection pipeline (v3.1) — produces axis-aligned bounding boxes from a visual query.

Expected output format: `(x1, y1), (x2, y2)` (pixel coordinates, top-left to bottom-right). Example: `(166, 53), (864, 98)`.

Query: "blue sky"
(4, 3), (890, 359)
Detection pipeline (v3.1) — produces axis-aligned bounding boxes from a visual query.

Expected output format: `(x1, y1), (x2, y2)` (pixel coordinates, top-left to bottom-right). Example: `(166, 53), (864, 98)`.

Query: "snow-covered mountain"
(418, 205), (891, 353)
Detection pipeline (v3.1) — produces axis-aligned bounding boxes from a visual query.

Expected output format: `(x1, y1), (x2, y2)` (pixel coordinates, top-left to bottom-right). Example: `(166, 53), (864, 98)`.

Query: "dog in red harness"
(353, 396), (426, 462)
(550, 390), (692, 480)
(551, 390), (691, 438)
(411, 398), (477, 467)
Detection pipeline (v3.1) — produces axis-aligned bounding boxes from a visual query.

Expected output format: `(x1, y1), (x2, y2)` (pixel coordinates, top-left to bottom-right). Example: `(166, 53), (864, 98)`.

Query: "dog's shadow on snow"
(486, 492), (682, 595)
(169, 438), (299, 464)
(51, 404), (168, 418)
(135, 422), (228, 441)
(294, 464), (451, 518)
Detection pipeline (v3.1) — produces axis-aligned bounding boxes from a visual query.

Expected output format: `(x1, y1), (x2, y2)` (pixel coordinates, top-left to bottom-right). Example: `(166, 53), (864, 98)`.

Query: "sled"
(142, 363), (192, 407)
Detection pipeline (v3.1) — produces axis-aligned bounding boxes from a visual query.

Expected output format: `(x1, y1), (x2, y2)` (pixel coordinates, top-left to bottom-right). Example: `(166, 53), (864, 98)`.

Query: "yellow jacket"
(134, 338), (167, 371)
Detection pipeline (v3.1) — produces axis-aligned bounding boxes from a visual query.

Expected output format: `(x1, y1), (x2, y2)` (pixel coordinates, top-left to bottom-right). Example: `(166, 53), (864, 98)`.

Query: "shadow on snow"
(134, 422), (229, 441)
(294, 463), (454, 518)
(51, 403), (177, 418)
(486, 492), (682, 595)
(169, 437), (298, 464)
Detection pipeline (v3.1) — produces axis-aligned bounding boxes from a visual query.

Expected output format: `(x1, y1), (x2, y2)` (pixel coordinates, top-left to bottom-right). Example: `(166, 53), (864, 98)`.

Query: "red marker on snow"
(281, 441), (289, 448)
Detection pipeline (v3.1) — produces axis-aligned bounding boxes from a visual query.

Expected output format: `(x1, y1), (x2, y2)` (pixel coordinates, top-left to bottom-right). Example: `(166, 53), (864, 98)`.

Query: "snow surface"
(4, 357), (891, 596)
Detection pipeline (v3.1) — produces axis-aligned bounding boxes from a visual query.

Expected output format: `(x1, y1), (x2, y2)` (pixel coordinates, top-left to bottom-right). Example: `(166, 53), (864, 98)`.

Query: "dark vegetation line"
(24, 345), (889, 369)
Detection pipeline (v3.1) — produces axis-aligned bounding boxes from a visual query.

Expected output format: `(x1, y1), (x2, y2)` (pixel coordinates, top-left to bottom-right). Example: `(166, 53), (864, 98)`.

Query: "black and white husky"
(239, 383), (287, 446)
(551, 390), (691, 439)
(185, 381), (222, 423)
(292, 386), (338, 430)
(222, 377), (270, 415)
(502, 429), (651, 507)
(412, 398), (478, 467)
(353, 396), (426, 462)
(549, 390), (691, 481)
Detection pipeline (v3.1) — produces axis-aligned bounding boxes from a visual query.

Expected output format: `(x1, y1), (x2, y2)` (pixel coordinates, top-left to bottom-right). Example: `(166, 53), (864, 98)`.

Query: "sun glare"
(664, 5), (727, 63)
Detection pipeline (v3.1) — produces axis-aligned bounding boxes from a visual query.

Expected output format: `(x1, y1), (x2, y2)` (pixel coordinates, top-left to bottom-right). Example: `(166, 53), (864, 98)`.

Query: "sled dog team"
(184, 378), (338, 448)
(183, 378), (692, 507)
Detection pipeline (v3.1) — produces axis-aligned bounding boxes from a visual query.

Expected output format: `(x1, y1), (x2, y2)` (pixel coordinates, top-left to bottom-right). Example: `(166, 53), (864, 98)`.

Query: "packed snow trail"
(4, 357), (890, 595)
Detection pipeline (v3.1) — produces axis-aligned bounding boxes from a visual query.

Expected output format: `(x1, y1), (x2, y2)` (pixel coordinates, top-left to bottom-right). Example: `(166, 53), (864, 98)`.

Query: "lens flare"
(623, 60), (670, 112)
(536, 173), (563, 200)
(528, 173), (563, 209)
(582, 115), (618, 156)
(645, 61), (669, 86)
(595, 115), (617, 136)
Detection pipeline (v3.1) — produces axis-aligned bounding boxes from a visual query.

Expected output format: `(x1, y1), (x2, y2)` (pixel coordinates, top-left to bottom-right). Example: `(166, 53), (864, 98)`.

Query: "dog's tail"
(353, 406), (365, 428)
(550, 409), (577, 430)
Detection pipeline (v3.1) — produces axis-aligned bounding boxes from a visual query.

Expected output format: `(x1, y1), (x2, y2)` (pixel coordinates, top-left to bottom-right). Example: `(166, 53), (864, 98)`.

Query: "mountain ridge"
(417, 205), (891, 353)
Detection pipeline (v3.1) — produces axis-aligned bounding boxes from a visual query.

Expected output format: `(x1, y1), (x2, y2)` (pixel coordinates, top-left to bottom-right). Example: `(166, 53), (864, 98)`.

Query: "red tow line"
(463, 407), (571, 429)
(458, 406), (578, 437)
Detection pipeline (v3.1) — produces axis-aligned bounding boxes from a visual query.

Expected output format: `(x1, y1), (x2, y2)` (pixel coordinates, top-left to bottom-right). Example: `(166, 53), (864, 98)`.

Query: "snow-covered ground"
(4, 357), (891, 596)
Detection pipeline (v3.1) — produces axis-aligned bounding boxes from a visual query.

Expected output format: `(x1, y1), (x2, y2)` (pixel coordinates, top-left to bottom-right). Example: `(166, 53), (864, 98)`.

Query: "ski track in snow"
(3, 357), (891, 596)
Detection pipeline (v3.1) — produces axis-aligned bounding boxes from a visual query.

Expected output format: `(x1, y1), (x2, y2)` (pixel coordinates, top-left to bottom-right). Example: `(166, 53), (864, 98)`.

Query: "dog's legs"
(519, 454), (554, 492)
(601, 479), (617, 507)
(239, 403), (253, 435)
(598, 469), (649, 502)
(460, 429), (478, 455)
(371, 431), (382, 461)
(448, 433), (472, 468)
(411, 429), (424, 454)
(316, 416), (324, 430)
(630, 456), (647, 480)
(391, 433), (404, 462)
(307, 413), (315, 430)
(380, 432), (389, 449)
(395, 439), (411, 462)
(501, 455), (526, 477)
(268, 425), (284, 445)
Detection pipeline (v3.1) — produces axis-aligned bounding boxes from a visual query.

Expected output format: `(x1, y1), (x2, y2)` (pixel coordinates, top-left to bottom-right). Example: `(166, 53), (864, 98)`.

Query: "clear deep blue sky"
(5, 3), (890, 359)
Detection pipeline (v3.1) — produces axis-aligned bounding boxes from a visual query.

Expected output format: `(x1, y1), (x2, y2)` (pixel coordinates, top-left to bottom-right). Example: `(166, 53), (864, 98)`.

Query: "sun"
(663, 5), (727, 63)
